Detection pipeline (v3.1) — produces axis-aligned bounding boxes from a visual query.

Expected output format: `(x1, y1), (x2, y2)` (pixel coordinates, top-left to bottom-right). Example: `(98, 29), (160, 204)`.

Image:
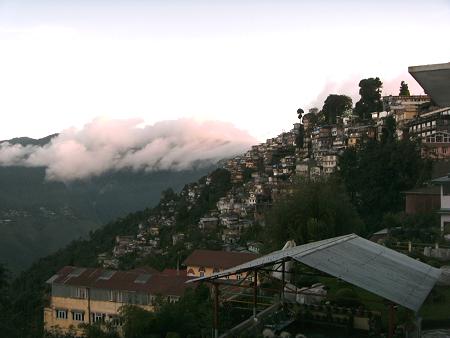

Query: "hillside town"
(41, 61), (450, 338)
(100, 63), (450, 269)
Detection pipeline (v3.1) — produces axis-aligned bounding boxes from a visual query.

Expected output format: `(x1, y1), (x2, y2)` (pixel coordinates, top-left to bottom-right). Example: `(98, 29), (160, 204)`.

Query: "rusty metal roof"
(47, 266), (193, 297)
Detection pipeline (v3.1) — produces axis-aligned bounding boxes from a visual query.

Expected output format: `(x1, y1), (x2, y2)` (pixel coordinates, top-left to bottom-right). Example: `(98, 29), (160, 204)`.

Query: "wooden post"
(253, 269), (258, 318)
(281, 260), (285, 305)
(87, 287), (91, 325)
(213, 283), (219, 338)
(388, 303), (395, 338)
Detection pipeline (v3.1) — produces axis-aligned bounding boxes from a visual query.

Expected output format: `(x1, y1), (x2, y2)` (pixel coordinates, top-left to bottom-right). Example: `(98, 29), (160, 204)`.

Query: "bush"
(333, 288), (361, 308)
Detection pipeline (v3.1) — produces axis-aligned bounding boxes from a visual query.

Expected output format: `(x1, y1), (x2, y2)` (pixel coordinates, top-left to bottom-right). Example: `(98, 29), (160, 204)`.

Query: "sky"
(0, 0), (449, 142)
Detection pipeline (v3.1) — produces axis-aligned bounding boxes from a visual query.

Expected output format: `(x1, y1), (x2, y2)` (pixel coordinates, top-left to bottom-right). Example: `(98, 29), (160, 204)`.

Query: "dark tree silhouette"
(399, 81), (411, 96)
(354, 77), (383, 119)
(322, 94), (352, 124)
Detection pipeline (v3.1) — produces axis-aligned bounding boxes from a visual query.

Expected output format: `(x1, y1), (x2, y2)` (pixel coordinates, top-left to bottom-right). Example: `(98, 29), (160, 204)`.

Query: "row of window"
(70, 287), (153, 305)
(410, 120), (436, 132)
(56, 309), (84, 322)
(55, 309), (122, 326)
(425, 134), (450, 143)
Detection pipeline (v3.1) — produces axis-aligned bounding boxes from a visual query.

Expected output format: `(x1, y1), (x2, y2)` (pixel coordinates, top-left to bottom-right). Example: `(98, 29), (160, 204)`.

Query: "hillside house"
(183, 249), (258, 280)
(406, 107), (450, 159)
(403, 186), (440, 214)
(432, 175), (450, 237)
(198, 217), (219, 231)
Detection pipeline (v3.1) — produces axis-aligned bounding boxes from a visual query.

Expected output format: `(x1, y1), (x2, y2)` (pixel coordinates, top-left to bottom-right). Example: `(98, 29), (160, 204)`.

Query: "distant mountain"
(0, 136), (216, 273)
(0, 134), (58, 146)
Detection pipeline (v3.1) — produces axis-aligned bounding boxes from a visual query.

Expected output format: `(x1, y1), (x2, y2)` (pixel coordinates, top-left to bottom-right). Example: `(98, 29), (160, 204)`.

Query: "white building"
(432, 175), (450, 236)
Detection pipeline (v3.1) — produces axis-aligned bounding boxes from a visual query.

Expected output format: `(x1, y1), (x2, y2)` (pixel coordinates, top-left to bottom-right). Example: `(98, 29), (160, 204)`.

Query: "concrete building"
(432, 175), (450, 235)
(406, 107), (450, 159)
(44, 266), (191, 336)
(409, 62), (450, 108)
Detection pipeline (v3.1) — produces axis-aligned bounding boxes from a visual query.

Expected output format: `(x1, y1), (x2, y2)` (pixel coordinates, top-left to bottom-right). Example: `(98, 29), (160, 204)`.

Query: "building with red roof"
(44, 266), (193, 335)
(183, 249), (259, 280)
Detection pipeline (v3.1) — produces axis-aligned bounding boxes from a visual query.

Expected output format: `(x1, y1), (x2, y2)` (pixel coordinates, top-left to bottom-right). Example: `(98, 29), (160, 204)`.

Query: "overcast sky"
(1, 0), (449, 141)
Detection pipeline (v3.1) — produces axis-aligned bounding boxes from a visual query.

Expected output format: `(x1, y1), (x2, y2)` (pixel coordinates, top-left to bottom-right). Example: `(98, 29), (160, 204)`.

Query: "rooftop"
(189, 234), (442, 312)
(409, 62), (450, 107)
(403, 185), (440, 195)
(47, 266), (193, 296)
(183, 249), (259, 270)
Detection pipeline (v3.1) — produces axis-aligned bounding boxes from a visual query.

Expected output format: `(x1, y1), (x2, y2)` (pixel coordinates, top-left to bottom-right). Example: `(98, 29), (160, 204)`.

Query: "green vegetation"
(354, 77), (383, 119)
(122, 285), (211, 338)
(338, 137), (431, 231)
(322, 94), (353, 124)
(0, 165), (213, 273)
(263, 178), (365, 251)
(399, 81), (410, 96)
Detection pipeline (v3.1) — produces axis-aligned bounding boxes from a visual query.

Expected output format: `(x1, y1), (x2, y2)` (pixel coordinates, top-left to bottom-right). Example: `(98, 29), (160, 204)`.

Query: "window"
(75, 287), (87, 299)
(109, 290), (123, 302)
(443, 185), (450, 196)
(168, 296), (179, 303)
(109, 315), (123, 327)
(56, 309), (68, 319)
(92, 313), (105, 323)
(236, 274), (242, 280)
(72, 311), (85, 322)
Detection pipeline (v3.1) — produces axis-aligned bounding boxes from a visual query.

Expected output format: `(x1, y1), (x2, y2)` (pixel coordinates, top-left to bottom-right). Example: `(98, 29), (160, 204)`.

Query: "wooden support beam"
(253, 269), (258, 318)
(281, 260), (285, 305)
(388, 303), (396, 338)
(213, 283), (219, 338)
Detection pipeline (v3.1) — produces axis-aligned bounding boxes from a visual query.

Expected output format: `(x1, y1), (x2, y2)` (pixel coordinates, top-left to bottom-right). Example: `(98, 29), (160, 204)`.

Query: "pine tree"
(399, 81), (410, 96)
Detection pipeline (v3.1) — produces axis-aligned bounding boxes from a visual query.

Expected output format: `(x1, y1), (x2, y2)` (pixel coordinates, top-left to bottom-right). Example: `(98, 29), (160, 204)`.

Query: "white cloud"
(0, 118), (256, 182)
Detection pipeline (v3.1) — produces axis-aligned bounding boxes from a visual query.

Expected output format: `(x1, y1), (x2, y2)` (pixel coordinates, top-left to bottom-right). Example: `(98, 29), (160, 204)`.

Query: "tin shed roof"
(188, 234), (441, 312)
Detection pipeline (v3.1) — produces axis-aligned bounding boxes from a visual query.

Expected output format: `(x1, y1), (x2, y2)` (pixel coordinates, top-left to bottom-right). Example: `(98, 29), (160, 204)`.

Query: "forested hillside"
(0, 136), (215, 272)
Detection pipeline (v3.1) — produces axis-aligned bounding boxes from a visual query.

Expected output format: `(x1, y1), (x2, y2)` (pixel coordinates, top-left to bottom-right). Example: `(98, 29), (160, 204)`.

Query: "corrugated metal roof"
(48, 266), (194, 296)
(188, 234), (441, 312)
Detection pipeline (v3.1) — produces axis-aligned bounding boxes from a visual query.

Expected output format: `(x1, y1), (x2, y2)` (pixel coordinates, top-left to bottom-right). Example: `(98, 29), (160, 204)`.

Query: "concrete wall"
(44, 296), (154, 335)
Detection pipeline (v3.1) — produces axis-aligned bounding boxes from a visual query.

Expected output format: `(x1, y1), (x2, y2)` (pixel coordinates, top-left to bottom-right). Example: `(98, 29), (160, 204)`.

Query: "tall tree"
(264, 178), (365, 251)
(297, 108), (304, 121)
(399, 81), (410, 96)
(338, 138), (431, 230)
(322, 94), (353, 124)
(296, 108), (305, 148)
(354, 77), (383, 120)
(381, 115), (396, 143)
(0, 265), (13, 337)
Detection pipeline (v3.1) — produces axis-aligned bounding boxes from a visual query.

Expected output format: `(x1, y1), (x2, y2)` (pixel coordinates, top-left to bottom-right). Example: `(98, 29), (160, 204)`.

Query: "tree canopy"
(263, 178), (365, 251)
(354, 77), (383, 119)
(322, 94), (353, 124)
(399, 81), (411, 96)
(338, 138), (432, 231)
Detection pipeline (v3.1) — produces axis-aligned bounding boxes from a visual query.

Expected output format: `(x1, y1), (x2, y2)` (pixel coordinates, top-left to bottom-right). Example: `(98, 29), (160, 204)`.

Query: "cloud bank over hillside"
(0, 118), (256, 182)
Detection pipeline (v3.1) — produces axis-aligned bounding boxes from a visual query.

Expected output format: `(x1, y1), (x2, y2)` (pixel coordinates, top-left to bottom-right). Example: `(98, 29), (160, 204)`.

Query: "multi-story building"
(44, 266), (191, 336)
(406, 107), (450, 159)
(383, 95), (431, 137)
